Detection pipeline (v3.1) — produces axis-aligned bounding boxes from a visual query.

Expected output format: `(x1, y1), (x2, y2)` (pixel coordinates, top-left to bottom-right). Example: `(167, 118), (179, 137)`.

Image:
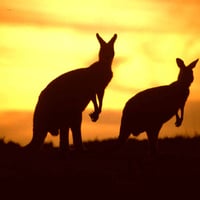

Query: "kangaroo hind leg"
(116, 121), (131, 149)
(146, 125), (162, 156)
(25, 129), (48, 151)
(71, 113), (84, 152)
(60, 126), (70, 152)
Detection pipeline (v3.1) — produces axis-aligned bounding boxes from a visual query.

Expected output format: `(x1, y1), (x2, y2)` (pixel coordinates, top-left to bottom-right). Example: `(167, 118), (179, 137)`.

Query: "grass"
(0, 136), (200, 199)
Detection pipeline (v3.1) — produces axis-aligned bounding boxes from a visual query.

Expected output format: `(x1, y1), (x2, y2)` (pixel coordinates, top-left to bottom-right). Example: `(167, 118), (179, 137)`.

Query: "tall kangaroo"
(27, 33), (117, 152)
(117, 58), (198, 155)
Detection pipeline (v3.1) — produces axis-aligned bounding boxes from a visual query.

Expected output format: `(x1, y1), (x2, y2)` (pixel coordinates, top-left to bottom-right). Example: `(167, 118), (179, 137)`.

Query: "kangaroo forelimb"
(97, 89), (105, 114)
(89, 111), (99, 122)
(175, 107), (184, 127)
(90, 94), (100, 122)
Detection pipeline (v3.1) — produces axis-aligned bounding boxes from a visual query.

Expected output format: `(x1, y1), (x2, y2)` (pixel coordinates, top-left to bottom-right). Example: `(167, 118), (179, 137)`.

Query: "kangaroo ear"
(176, 58), (185, 68)
(188, 58), (199, 69)
(96, 33), (106, 45)
(108, 34), (117, 44)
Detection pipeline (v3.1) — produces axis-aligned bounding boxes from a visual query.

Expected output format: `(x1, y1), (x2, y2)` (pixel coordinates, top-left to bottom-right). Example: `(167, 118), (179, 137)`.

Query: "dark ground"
(0, 137), (200, 199)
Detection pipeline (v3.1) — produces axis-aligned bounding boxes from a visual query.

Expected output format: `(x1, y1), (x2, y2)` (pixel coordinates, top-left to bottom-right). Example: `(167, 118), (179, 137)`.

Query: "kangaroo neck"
(171, 80), (191, 90)
(89, 61), (112, 74)
(98, 59), (113, 69)
(99, 56), (113, 64)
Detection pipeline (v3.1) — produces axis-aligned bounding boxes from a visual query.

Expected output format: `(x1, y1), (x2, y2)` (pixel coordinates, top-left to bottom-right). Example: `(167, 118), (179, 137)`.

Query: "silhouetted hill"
(0, 137), (200, 199)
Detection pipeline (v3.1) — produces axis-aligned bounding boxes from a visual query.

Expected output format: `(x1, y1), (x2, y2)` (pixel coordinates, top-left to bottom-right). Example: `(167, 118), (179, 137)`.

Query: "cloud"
(0, 8), (64, 27)
(0, 7), (123, 33)
(1, 1), (200, 35)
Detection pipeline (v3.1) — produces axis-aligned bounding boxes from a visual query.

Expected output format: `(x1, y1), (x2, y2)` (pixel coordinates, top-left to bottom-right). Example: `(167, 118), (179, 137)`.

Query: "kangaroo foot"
(89, 111), (99, 122)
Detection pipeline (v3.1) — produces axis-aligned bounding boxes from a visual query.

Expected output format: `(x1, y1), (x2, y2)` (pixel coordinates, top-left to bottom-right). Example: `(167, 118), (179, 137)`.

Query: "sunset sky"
(0, 0), (200, 146)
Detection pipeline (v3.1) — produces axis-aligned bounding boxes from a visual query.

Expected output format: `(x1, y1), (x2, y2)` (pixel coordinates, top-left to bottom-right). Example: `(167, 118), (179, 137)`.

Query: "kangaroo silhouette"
(27, 33), (117, 152)
(117, 58), (198, 155)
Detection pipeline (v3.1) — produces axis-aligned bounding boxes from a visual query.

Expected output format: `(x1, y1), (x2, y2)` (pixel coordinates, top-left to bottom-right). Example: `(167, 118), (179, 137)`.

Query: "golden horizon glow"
(1, 0), (200, 111)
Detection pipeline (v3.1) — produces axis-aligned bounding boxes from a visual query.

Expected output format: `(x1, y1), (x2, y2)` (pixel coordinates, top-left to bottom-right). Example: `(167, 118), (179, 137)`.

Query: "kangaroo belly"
(34, 100), (73, 131)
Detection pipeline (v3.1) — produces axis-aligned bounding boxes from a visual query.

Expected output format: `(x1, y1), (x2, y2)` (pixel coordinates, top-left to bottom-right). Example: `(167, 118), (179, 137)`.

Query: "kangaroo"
(27, 33), (117, 152)
(117, 58), (198, 155)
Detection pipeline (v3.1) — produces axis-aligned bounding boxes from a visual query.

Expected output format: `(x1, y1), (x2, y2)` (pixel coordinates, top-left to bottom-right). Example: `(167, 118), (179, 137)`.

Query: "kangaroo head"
(96, 33), (117, 63)
(176, 58), (198, 86)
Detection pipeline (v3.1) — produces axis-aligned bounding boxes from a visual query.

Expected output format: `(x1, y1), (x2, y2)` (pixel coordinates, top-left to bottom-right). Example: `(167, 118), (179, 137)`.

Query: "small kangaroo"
(117, 58), (198, 155)
(27, 33), (117, 152)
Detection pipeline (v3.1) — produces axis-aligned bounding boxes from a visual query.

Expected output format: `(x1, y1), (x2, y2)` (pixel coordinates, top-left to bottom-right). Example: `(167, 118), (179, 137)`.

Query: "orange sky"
(0, 0), (200, 145)
(1, 0), (200, 110)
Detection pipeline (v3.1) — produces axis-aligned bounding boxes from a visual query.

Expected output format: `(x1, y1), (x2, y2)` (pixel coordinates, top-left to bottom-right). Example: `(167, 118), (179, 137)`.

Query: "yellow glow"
(1, 0), (200, 111)
(1, 0), (200, 145)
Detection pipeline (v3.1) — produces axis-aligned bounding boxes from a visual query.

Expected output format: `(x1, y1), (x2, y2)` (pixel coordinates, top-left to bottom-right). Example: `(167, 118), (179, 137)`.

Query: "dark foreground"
(0, 137), (200, 199)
